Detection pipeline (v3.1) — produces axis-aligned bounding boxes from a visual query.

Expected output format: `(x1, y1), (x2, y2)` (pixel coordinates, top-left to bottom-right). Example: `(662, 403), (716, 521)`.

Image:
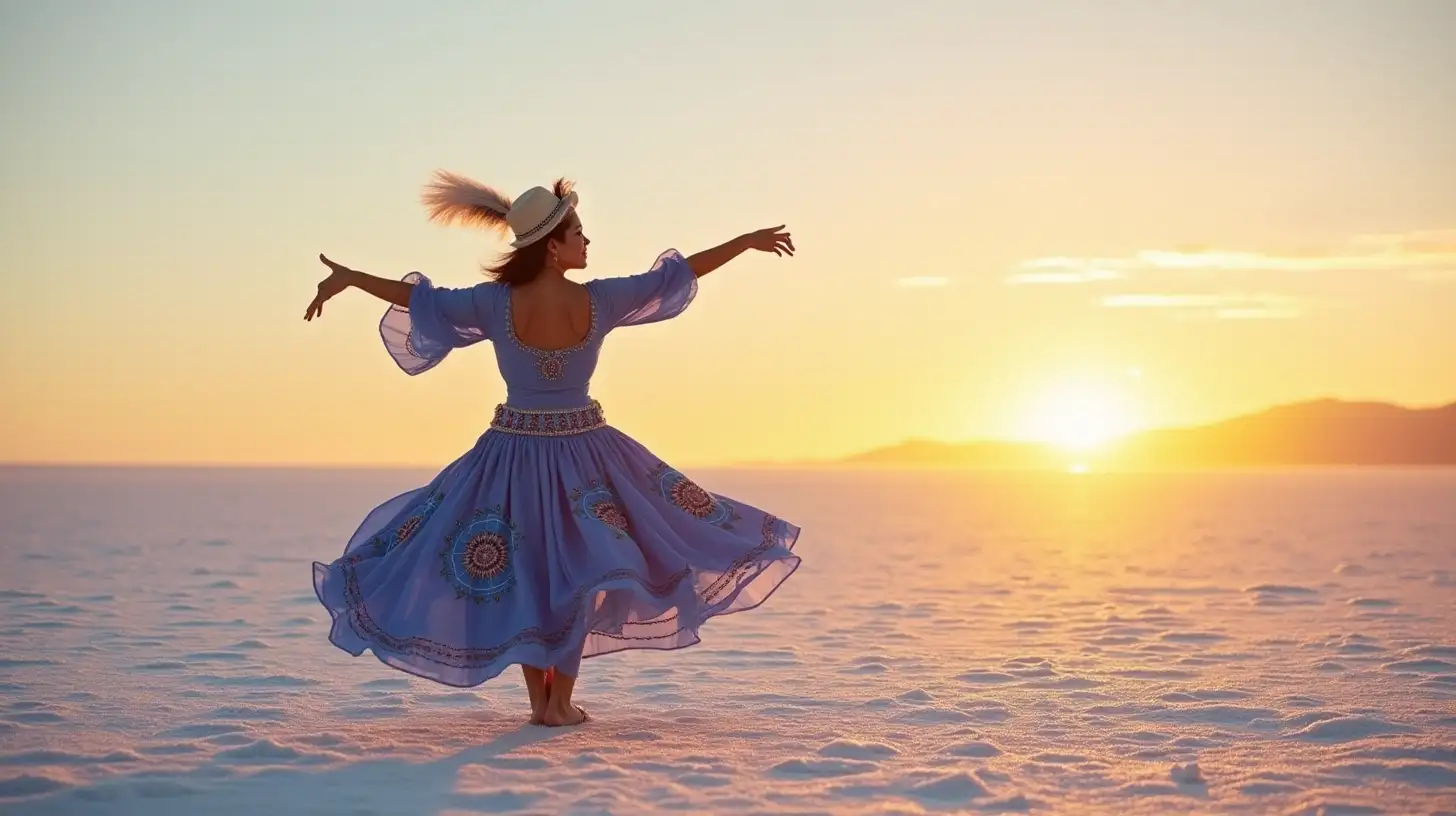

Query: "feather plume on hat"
(420, 170), (513, 233)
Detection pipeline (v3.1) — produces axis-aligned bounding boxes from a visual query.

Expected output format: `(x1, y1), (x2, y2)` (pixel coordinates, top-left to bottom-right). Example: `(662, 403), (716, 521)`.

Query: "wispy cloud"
(1005, 257), (1134, 285)
(1007, 229), (1456, 284)
(1349, 228), (1456, 254)
(897, 276), (952, 287)
(1100, 292), (1306, 320)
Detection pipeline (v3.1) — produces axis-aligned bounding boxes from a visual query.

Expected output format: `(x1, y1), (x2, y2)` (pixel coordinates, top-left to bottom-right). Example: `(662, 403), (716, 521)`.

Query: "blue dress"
(312, 250), (802, 687)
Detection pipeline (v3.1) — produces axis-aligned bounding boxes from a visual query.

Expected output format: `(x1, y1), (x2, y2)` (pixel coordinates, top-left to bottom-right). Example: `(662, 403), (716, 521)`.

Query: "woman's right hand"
(304, 254), (357, 321)
(742, 226), (795, 257)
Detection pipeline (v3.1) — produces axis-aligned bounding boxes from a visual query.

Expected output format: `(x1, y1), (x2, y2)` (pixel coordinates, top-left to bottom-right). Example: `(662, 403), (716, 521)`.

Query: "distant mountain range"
(839, 399), (1456, 469)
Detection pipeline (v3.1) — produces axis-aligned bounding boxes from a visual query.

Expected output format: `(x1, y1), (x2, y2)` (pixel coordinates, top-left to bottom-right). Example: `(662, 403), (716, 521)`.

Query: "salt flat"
(1, 466), (1453, 814)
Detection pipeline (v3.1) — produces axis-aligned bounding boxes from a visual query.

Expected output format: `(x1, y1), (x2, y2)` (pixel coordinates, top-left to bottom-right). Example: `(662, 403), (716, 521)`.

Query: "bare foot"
(523, 665), (553, 725)
(527, 673), (553, 722)
(542, 704), (590, 727)
(531, 671), (554, 725)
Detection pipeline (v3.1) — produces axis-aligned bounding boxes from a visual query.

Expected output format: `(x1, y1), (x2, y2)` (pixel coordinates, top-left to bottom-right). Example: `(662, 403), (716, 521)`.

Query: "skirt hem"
(312, 520), (801, 688)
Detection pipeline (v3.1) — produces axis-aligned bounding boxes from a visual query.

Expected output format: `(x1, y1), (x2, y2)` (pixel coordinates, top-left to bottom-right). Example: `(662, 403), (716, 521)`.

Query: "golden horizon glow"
(1, 5), (1454, 467)
(1023, 380), (1142, 452)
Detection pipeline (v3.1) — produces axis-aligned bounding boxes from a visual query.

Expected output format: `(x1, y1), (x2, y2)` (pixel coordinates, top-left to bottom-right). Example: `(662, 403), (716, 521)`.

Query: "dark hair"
(484, 178), (576, 286)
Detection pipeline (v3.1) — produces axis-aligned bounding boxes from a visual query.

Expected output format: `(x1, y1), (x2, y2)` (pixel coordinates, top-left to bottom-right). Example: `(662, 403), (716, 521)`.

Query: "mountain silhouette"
(841, 399), (1456, 469)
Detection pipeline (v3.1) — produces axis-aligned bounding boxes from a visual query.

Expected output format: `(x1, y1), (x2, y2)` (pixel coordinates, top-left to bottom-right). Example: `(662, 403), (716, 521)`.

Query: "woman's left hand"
(742, 226), (795, 257)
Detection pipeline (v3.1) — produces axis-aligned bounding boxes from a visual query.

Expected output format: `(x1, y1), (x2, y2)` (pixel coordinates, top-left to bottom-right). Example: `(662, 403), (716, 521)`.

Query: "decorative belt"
(490, 401), (607, 437)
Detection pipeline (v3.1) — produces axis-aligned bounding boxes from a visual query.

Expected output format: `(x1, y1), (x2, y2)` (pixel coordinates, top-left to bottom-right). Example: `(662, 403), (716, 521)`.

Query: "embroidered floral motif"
(535, 353), (566, 381)
(440, 508), (519, 604)
(461, 532), (510, 579)
(570, 479), (631, 538)
(647, 463), (740, 529)
(345, 490), (444, 564)
(492, 402), (606, 436)
(670, 479), (716, 519)
(591, 500), (630, 534)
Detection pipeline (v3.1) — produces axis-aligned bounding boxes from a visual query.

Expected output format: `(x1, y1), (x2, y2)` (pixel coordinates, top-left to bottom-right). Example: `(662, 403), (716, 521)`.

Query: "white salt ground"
(1, 466), (1453, 815)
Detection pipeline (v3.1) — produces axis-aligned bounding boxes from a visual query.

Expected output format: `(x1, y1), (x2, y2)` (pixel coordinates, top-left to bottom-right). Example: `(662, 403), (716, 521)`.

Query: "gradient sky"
(2, 0), (1454, 467)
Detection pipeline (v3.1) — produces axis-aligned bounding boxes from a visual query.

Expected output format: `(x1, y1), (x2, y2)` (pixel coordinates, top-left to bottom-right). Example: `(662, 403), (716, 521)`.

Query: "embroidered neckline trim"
(503, 285), (598, 380)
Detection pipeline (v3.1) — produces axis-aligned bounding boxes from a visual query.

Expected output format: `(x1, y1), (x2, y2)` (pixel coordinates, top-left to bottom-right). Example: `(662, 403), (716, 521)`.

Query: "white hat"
(420, 170), (578, 248)
(504, 186), (579, 248)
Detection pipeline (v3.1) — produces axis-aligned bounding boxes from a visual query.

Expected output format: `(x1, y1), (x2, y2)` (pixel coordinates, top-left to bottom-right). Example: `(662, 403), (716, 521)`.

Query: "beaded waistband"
(490, 401), (606, 436)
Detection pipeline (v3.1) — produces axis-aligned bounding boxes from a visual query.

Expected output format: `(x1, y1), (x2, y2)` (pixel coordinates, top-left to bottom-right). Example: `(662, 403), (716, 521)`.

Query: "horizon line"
(4, 395), (1452, 472)
(3, 462), (1453, 475)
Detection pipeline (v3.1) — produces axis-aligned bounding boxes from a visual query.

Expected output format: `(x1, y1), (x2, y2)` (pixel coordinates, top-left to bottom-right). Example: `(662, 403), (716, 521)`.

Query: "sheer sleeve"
(593, 250), (699, 330)
(378, 273), (499, 375)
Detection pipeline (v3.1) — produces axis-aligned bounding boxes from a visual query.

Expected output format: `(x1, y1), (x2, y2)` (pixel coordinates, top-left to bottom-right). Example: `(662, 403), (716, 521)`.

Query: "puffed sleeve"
(378, 273), (500, 375)
(593, 250), (699, 330)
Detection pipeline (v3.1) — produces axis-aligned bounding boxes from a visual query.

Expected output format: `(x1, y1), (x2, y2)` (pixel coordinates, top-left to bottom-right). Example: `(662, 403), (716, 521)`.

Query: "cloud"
(1005, 257), (1134, 285)
(1007, 229), (1456, 284)
(1100, 292), (1306, 320)
(897, 276), (952, 287)
(1349, 228), (1456, 254)
(1006, 229), (1454, 320)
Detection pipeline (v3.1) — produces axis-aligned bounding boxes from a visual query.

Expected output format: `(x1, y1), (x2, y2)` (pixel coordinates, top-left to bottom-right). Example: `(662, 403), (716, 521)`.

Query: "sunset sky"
(2, 1), (1454, 467)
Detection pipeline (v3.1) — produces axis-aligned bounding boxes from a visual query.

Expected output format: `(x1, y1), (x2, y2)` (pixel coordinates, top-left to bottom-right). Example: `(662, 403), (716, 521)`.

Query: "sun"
(1026, 382), (1137, 450)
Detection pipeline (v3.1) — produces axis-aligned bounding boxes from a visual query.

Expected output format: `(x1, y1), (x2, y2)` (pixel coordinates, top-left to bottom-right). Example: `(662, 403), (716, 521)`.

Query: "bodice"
(490, 283), (606, 410)
(377, 249), (697, 412)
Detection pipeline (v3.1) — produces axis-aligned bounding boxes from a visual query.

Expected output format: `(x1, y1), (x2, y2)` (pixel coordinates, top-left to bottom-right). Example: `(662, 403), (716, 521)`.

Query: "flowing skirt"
(312, 424), (802, 687)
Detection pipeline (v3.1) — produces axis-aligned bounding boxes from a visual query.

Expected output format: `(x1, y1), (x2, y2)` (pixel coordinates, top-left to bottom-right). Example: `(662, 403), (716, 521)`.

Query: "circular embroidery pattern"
(462, 531), (510, 579)
(670, 479), (716, 519)
(590, 499), (630, 534)
(535, 354), (566, 381)
(365, 490), (444, 559)
(440, 509), (519, 603)
(571, 480), (631, 539)
(648, 464), (739, 529)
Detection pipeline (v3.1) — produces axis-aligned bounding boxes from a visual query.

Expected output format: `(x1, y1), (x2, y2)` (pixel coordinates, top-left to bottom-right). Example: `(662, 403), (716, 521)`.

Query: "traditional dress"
(312, 250), (802, 686)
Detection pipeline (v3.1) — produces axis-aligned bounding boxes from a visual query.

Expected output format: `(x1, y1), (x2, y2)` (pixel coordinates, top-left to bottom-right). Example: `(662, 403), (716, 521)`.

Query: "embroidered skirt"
(312, 403), (802, 688)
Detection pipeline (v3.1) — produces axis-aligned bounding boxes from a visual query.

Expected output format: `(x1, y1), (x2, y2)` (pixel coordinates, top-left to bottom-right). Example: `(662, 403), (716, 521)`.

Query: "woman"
(305, 172), (802, 726)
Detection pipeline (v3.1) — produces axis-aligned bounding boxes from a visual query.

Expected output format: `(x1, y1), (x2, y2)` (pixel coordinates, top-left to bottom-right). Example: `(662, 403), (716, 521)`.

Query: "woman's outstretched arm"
(684, 226), (795, 279)
(304, 254), (412, 320)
